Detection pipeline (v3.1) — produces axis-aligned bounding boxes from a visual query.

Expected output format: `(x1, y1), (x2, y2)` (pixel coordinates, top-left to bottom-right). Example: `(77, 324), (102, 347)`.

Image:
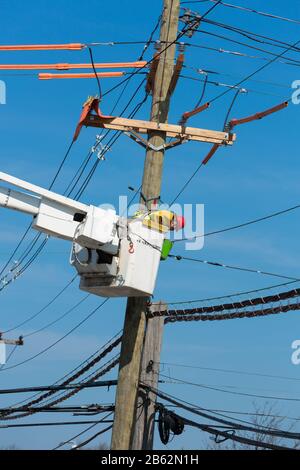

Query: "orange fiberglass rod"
(39, 72), (124, 80)
(0, 43), (85, 51)
(0, 61), (147, 71)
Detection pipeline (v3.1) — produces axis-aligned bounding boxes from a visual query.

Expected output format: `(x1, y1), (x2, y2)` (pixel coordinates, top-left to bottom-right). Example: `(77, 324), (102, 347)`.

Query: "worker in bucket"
(132, 209), (185, 261)
(133, 209), (185, 233)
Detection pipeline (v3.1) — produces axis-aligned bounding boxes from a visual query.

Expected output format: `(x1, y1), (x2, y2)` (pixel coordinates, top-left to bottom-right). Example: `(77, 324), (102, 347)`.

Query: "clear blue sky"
(1, 0), (300, 450)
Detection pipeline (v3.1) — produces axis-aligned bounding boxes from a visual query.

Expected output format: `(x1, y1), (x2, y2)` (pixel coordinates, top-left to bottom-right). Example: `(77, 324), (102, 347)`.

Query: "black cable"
(199, 0), (222, 19)
(138, 14), (162, 61)
(181, 0), (300, 25)
(175, 412), (293, 450)
(222, 88), (241, 130)
(23, 295), (90, 339)
(158, 362), (300, 383)
(0, 224), (31, 278)
(53, 412), (113, 450)
(88, 47), (102, 100)
(146, 387), (300, 444)
(73, 78), (148, 201)
(169, 254), (300, 282)
(102, 17), (203, 99)
(169, 162), (203, 205)
(3, 275), (77, 334)
(0, 140), (75, 284)
(207, 36), (300, 105)
(2, 331), (122, 415)
(160, 374), (300, 403)
(175, 202), (300, 243)
(0, 299), (109, 372)
(164, 280), (300, 305)
(0, 345), (17, 371)
(71, 423), (112, 450)
(196, 29), (300, 67)
(194, 72), (208, 109)
(201, 17), (300, 55)
(0, 419), (114, 429)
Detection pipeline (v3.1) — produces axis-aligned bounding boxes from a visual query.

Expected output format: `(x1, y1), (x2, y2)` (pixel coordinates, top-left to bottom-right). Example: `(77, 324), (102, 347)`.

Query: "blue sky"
(1, 0), (300, 450)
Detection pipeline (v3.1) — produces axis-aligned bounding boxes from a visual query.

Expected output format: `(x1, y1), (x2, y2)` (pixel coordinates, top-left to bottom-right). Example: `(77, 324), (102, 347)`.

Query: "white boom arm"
(0, 171), (88, 240)
(0, 172), (164, 298)
(0, 172), (118, 250)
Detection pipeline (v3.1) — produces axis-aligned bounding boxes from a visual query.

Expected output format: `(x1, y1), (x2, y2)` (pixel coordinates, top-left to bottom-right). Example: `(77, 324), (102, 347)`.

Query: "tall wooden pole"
(132, 304), (165, 450)
(111, 0), (180, 450)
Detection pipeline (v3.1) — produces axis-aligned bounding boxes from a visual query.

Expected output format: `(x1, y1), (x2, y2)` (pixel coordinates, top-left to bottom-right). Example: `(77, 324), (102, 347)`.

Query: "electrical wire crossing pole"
(111, 0), (181, 450)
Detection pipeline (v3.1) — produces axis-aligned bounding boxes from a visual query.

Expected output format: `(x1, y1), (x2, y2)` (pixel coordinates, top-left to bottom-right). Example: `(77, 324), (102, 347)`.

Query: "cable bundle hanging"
(149, 286), (300, 318)
(164, 301), (300, 324)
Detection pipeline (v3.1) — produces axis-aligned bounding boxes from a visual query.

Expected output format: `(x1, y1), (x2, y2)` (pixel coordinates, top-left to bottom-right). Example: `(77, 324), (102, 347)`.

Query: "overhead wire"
(145, 387), (298, 448)
(87, 47), (102, 99)
(164, 301), (300, 324)
(158, 361), (300, 383)
(3, 331), (121, 414)
(181, 0), (300, 26)
(150, 286), (300, 318)
(3, 275), (77, 334)
(168, 253), (300, 282)
(53, 411), (113, 450)
(71, 422), (113, 450)
(0, 419), (114, 429)
(0, 298), (109, 372)
(200, 17), (300, 54)
(158, 373), (300, 403)
(175, 202), (300, 243)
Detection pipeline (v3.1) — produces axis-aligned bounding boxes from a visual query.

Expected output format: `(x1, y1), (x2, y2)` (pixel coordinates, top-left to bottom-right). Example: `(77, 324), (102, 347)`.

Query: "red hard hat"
(175, 215), (185, 231)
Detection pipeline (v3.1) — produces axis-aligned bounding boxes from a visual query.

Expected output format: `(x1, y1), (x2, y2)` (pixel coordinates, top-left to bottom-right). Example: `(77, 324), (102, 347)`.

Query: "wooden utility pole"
(111, 0), (180, 450)
(132, 304), (165, 450)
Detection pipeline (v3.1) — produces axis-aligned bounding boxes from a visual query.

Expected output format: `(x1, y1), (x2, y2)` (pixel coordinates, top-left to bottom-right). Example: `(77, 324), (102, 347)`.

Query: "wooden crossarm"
(84, 115), (236, 145)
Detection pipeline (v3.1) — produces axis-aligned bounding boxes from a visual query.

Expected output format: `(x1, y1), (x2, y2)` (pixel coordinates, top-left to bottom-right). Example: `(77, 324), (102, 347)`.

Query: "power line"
(185, 41), (297, 66)
(151, 286), (300, 317)
(2, 275), (77, 334)
(158, 373), (300, 403)
(168, 254), (300, 282)
(0, 419), (114, 429)
(158, 361), (300, 383)
(145, 387), (298, 448)
(201, 17), (300, 54)
(87, 47), (102, 99)
(71, 423), (113, 450)
(0, 299), (109, 372)
(180, 74), (285, 98)
(175, 203), (300, 243)
(195, 28), (300, 67)
(0, 381), (117, 396)
(181, 0), (300, 25)
(164, 301), (300, 324)
(1, 356), (119, 421)
(0, 334), (121, 419)
(23, 295), (90, 339)
(173, 411), (293, 450)
(205, 35), (300, 105)
(53, 412), (113, 450)
(164, 281), (300, 306)
(0, 140), (75, 286)
(4, 331), (121, 413)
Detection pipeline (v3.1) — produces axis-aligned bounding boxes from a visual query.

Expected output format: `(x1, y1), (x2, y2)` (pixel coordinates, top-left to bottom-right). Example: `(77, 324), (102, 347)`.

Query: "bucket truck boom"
(0, 172), (165, 297)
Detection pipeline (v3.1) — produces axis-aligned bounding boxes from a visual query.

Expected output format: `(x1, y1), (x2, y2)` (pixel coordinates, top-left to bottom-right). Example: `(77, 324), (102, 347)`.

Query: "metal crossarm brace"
(124, 129), (188, 152)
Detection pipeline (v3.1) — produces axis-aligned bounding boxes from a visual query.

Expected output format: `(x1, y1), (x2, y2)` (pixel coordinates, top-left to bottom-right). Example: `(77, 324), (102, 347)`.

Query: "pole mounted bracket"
(180, 9), (201, 37)
(124, 129), (188, 152)
(0, 334), (24, 346)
